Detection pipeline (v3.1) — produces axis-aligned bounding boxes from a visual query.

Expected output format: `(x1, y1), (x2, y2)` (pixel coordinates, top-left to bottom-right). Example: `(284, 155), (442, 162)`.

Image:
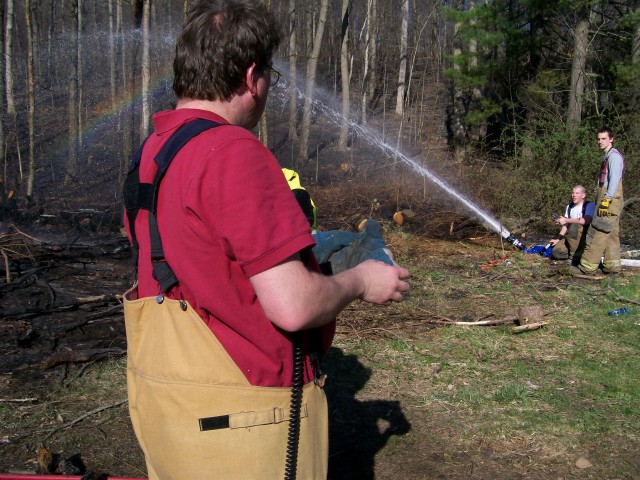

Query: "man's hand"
(597, 197), (612, 217)
(354, 260), (410, 305)
(549, 239), (559, 247)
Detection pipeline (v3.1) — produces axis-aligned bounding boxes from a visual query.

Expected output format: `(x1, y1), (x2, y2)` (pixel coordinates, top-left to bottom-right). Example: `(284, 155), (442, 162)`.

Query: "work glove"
(597, 197), (612, 217)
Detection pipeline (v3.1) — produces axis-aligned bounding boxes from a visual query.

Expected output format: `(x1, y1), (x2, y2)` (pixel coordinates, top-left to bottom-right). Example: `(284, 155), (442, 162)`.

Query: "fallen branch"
(42, 398), (128, 442)
(5, 398), (128, 444)
(429, 317), (517, 326)
(607, 286), (640, 306)
(513, 321), (548, 333)
(1, 248), (10, 283)
(418, 307), (519, 325)
(0, 398), (38, 404)
(77, 293), (121, 304)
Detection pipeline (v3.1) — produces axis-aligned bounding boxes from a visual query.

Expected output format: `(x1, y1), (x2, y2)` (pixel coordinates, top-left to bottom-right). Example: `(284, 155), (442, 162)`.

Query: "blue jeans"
(312, 219), (394, 274)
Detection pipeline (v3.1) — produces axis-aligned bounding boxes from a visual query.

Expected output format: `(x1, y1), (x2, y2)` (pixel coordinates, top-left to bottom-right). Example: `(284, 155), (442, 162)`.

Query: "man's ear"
(246, 63), (259, 96)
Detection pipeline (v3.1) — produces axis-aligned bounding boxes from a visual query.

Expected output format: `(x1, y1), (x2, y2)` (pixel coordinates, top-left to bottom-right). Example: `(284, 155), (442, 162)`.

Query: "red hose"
(0, 475), (146, 480)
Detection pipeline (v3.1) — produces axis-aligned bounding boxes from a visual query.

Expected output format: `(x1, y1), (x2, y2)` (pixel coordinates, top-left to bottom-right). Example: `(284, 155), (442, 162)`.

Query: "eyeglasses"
(267, 66), (281, 87)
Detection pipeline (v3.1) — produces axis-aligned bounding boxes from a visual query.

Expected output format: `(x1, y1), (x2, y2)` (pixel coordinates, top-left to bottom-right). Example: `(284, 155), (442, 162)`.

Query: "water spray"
(271, 79), (529, 252)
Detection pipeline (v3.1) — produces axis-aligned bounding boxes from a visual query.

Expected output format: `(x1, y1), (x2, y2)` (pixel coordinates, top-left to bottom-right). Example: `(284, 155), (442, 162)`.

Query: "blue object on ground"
(608, 307), (630, 316)
(524, 244), (553, 257)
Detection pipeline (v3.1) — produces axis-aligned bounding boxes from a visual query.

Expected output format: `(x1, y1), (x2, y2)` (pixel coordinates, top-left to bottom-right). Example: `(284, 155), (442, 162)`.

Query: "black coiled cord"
(284, 336), (304, 480)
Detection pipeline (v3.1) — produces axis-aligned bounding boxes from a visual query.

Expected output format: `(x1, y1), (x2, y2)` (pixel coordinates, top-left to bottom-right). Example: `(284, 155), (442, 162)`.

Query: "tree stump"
(516, 305), (544, 326)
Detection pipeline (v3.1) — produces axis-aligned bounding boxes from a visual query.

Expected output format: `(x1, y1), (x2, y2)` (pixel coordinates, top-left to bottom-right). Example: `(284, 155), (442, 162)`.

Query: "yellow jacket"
(282, 168), (317, 230)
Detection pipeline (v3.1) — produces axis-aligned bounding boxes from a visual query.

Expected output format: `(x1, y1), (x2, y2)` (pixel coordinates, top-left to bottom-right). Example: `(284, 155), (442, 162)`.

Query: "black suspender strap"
(123, 119), (222, 294)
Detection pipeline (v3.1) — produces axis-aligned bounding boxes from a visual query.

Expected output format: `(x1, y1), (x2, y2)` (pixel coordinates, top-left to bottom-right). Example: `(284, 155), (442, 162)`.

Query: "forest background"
(0, 0), (639, 242)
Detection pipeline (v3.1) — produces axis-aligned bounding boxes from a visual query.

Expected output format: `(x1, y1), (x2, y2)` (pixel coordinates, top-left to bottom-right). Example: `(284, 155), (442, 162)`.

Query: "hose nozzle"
(503, 232), (526, 250)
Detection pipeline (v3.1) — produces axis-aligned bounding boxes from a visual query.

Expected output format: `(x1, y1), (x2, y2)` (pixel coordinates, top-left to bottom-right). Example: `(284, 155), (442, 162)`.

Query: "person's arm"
(558, 216), (586, 226)
(549, 225), (568, 247)
(583, 202), (595, 225)
(606, 151), (624, 198)
(250, 254), (410, 332)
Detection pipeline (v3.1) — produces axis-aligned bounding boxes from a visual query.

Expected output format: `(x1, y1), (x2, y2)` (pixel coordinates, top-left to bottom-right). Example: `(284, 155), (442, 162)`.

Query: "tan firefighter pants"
(124, 286), (329, 480)
(580, 184), (623, 273)
(550, 222), (586, 263)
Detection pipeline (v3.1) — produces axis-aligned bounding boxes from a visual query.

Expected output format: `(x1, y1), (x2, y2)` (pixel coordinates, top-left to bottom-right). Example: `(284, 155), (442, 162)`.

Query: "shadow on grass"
(324, 347), (411, 480)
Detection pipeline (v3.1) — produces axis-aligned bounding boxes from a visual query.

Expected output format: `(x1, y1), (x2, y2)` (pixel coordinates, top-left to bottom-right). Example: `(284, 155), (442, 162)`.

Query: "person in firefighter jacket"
(549, 185), (595, 265)
(121, 2), (410, 479)
(573, 127), (625, 275)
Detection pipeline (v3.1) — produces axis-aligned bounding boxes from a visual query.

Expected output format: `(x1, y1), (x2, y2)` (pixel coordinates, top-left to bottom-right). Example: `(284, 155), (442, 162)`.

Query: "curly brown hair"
(173, 0), (282, 101)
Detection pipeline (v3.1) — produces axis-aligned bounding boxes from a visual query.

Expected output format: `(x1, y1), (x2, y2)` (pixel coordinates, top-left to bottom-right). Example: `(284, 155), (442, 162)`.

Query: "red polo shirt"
(126, 108), (334, 387)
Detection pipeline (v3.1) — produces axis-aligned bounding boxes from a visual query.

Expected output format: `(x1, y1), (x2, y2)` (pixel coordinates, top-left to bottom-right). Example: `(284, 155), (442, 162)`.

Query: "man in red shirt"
(123, 1), (410, 479)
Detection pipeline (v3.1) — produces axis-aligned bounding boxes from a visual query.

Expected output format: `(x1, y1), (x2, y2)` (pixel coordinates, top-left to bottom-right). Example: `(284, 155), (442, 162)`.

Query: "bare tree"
(338, 0), (350, 150)
(568, 4), (590, 126)
(300, 0), (329, 161)
(47, 0), (57, 84)
(449, 0), (466, 163)
(77, 0), (84, 151)
(25, 0), (36, 197)
(4, 0), (15, 116)
(120, 0), (135, 172)
(66, 0), (81, 182)
(367, 0), (378, 102)
(258, 0), (272, 147)
(0, 0), (3, 192)
(634, 1), (640, 62)
(395, 0), (409, 115)
(361, 0), (376, 124)
(109, 0), (117, 110)
(287, 0), (298, 142)
(466, 0), (484, 144)
(140, 0), (151, 138)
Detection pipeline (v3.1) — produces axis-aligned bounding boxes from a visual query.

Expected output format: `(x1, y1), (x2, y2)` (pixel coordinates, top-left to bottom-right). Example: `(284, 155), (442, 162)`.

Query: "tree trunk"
(338, 0), (350, 150)
(449, 0), (466, 163)
(568, 6), (590, 126)
(634, 3), (640, 62)
(47, 0), (57, 86)
(120, 0), (134, 174)
(4, 0), (15, 116)
(361, 0), (371, 125)
(395, 0), (409, 115)
(140, 0), (151, 139)
(25, 0), (36, 198)
(28, 1), (39, 80)
(66, 77), (78, 182)
(0, 0), (4, 192)
(66, 0), (81, 183)
(300, 0), (329, 161)
(467, 0), (485, 146)
(77, 0), (84, 153)
(259, 0), (271, 147)
(287, 0), (298, 143)
(108, 0), (116, 110)
(367, 0), (377, 101)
